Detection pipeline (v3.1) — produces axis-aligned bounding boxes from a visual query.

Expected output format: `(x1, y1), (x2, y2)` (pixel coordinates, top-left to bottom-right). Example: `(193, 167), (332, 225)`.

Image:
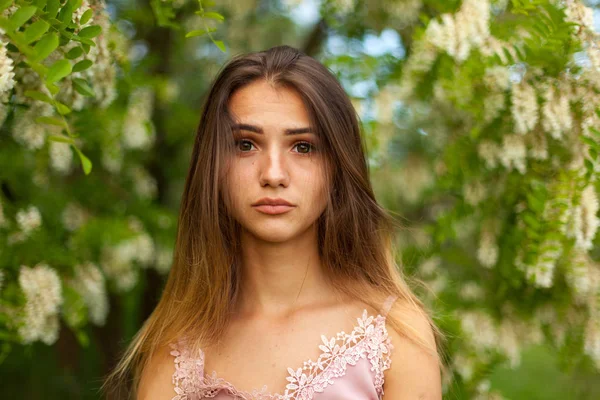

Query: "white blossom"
(49, 141), (73, 174)
(584, 312), (600, 369)
(540, 84), (572, 140)
(101, 231), (155, 292)
(18, 263), (63, 345)
(459, 281), (484, 301)
(511, 81), (539, 135)
(70, 262), (109, 326)
(499, 134), (527, 173)
(573, 184), (600, 251)
(12, 103), (54, 150)
(477, 140), (501, 169)
(61, 202), (88, 231)
(122, 87), (156, 150)
(131, 166), (158, 200)
(0, 38), (15, 97)
(16, 205), (41, 236)
(155, 246), (173, 274)
(461, 311), (498, 351)
(425, 0), (490, 62)
(463, 180), (487, 206)
(497, 319), (521, 368)
(526, 239), (562, 288)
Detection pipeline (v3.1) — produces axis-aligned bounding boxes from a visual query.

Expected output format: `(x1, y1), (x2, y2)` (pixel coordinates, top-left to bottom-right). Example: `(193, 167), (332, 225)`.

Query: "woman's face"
(225, 79), (329, 243)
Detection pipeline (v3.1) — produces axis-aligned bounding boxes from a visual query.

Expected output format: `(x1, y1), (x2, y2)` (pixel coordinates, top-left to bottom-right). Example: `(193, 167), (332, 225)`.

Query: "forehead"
(228, 80), (311, 127)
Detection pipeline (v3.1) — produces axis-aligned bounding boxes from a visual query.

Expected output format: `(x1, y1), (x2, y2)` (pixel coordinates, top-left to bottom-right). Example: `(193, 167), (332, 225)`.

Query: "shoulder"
(137, 342), (177, 400)
(382, 299), (442, 400)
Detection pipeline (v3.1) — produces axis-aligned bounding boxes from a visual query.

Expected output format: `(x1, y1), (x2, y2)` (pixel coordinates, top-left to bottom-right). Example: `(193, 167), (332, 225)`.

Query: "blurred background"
(1, 0), (600, 398)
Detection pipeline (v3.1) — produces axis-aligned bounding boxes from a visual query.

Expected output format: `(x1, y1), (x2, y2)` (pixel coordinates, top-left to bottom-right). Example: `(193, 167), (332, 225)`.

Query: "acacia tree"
(322, 0), (600, 397)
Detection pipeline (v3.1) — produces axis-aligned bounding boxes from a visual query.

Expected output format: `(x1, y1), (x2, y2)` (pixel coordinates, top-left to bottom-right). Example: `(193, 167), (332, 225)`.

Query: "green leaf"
(58, 0), (75, 24)
(0, 0), (13, 13)
(590, 127), (600, 137)
(74, 146), (92, 175)
(185, 28), (215, 38)
(80, 9), (93, 25)
(213, 39), (226, 52)
(580, 135), (598, 149)
(32, 0), (47, 9)
(8, 5), (37, 30)
(36, 116), (68, 128)
(46, 82), (59, 95)
(47, 0), (60, 18)
(46, 59), (72, 83)
(24, 90), (53, 103)
(73, 78), (94, 97)
(65, 46), (83, 59)
(24, 20), (50, 44)
(32, 32), (59, 62)
(78, 25), (101, 39)
(72, 59), (92, 72)
(47, 134), (75, 143)
(54, 101), (71, 115)
(195, 11), (225, 21)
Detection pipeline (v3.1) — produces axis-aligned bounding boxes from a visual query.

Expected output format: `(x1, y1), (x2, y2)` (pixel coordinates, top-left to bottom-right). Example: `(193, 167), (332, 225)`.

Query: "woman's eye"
(237, 139), (255, 152)
(294, 141), (316, 154)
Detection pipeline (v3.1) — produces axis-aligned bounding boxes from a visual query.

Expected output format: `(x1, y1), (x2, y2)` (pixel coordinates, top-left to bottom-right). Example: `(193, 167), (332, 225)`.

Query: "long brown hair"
(102, 45), (448, 399)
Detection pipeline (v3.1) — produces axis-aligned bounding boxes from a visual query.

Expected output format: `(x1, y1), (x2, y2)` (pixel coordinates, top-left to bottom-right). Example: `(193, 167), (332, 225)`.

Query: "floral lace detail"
(169, 296), (397, 400)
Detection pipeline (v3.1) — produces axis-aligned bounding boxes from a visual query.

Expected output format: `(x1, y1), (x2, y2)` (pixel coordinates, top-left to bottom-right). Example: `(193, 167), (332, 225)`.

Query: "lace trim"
(170, 300), (396, 400)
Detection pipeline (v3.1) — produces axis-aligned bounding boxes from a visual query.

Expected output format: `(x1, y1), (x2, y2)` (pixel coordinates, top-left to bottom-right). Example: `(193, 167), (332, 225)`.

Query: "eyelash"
(235, 139), (317, 155)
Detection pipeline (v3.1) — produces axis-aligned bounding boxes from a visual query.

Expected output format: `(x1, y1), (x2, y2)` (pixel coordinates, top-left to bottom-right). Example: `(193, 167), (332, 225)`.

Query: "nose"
(259, 146), (289, 188)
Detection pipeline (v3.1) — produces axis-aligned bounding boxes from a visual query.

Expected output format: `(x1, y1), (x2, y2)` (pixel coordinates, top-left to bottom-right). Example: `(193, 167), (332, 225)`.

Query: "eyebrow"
(232, 123), (314, 135)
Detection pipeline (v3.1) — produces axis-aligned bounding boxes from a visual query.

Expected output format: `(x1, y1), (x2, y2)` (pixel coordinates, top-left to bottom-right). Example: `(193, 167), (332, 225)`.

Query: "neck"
(235, 224), (336, 320)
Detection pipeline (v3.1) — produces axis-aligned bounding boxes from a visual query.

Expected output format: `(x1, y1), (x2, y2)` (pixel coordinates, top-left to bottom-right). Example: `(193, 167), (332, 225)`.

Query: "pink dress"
(169, 294), (399, 400)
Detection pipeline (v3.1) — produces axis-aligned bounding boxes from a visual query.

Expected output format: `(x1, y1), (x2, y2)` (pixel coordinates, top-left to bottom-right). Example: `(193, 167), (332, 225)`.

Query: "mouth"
(252, 204), (295, 215)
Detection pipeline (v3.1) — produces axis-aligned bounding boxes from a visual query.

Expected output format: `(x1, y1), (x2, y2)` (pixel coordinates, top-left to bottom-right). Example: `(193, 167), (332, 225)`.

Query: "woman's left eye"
(294, 141), (316, 154)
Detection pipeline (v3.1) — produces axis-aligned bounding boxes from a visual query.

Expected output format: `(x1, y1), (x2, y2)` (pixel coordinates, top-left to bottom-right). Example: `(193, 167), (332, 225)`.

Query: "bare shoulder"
(136, 343), (176, 400)
(382, 299), (442, 400)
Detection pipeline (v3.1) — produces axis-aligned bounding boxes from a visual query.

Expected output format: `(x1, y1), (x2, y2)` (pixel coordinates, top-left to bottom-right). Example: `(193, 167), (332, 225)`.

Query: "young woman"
(103, 45), (446, 399)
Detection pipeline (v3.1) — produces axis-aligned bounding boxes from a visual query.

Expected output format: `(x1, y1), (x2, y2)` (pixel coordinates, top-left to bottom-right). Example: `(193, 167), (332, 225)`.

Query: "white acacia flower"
(122, 87), (156, 150)
(573, 185), (600, 251)
(425, 0), (490, 62)
(463, 180), (487, 206)
(16, 205), (42, 235)
(461, 311), (498, 351)
(131, 166), (158, 200)
(511, 81), (539, 135)
(541, 84), (572, 140)
(70, 262), (109, 326)
(18, 263), (63, 344)
(49, 141), (73, 175)
(499, 134), (527, 174)
(526, 239), (562, 288)
(477, 140), (501, 169)
(61, 202), (88, 231)
(0, 39), (15, 96)
(497, 319), (521, 368)
(584, 312), (600, 369)
(459, 281), (484, 301)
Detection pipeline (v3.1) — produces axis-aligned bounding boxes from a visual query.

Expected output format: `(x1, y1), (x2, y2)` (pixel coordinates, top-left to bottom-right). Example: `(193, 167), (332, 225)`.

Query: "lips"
(252, 197), (294, 207)
(252, 198), (295, 215)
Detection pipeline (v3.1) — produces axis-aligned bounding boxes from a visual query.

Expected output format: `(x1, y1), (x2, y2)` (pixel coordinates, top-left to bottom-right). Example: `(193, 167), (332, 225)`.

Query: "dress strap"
(381, 294), (398, 317)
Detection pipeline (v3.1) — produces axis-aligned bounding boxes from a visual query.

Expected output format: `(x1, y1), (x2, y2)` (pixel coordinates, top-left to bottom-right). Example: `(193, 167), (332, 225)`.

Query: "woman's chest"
(201, 311), (361, 395)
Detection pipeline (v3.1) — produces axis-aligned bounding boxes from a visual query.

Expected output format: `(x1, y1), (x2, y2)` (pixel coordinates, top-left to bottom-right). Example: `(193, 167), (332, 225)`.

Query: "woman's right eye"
(236, 139), (255, 152)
